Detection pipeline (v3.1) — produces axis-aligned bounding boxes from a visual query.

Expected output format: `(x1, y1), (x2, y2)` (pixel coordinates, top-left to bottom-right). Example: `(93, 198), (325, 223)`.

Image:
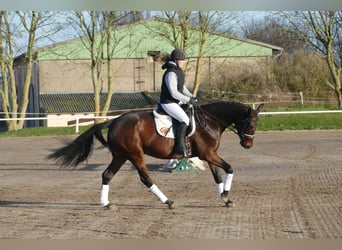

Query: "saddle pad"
(153, 110), (196, 139)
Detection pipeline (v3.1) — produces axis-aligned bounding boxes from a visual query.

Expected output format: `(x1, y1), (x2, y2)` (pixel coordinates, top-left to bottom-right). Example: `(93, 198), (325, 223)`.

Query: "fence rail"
(1, 108), (342, 133)
(0, 116), (119, 133)
(259, 110), (342, 115)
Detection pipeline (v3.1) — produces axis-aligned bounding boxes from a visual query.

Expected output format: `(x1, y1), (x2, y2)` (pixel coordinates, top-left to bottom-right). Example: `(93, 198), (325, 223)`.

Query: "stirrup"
(185, 137), (192, 156)
(173, 148), (187, 158)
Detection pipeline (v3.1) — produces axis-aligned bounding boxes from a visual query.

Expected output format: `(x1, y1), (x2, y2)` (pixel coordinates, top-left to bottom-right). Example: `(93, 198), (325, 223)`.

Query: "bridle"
(238, 116), (256, 140)
(193, 104), (256, 140)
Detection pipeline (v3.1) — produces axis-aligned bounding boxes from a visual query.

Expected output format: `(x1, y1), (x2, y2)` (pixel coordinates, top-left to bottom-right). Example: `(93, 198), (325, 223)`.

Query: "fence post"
(75, 118), (79, 133)
(299, 91), (304, 105)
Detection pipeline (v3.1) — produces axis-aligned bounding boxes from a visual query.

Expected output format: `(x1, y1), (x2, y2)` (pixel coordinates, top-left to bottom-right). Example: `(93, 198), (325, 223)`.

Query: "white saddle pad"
(153, 110), (196, 139)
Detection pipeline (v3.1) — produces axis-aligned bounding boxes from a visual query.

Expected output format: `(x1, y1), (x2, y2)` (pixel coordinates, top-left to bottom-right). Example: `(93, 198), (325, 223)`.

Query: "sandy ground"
(0, 130), (341, 239)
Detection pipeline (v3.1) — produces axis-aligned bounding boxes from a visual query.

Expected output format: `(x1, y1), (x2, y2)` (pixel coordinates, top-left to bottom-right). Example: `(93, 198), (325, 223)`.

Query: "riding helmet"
(171, 48), (187, 61)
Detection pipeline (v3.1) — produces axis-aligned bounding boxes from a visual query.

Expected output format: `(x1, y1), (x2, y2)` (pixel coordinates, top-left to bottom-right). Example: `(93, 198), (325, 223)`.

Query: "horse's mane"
(192, 100), (250, 131)
(200, 100), (250, 110)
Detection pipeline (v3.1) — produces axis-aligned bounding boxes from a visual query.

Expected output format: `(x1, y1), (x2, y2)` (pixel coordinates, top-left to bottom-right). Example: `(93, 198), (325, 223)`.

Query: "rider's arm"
(182, 85), (193, 98)
(165, 72), (191, 104)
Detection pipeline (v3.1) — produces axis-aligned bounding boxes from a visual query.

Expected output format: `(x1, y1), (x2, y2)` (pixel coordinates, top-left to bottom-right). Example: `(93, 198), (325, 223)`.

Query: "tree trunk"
(101, 11), (116, 118)
(338, 90), (342, 108)
(91, 60), (101, 119)
(1, 12), (37, 131)
(326, 42), (342, 107)
(193, 32), (207, 96)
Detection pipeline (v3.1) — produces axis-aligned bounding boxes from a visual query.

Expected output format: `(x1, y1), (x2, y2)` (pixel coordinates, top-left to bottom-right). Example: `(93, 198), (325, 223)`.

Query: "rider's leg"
(160, 103), (190, 157)
(173, 122), (188, 156)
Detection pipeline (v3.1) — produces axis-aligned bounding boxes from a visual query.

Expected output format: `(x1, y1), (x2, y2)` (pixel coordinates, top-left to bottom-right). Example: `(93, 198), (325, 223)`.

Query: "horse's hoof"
(104, 203), (118, 211)
(165, 200), (175, 209)
(225, 199), (234, 207)
(221, 191), (229, 203)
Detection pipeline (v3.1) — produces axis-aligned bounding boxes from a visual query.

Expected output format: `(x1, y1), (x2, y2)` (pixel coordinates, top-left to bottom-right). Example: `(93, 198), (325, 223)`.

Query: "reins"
(193, 104), (239, 136)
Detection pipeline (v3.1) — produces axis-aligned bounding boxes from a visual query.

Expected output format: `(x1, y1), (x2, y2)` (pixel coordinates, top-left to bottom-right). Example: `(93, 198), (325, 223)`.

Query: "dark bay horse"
(48, 101), (264, 209)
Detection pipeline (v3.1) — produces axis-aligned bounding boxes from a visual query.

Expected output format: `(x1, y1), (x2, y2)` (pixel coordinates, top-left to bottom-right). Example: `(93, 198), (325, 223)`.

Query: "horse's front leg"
(207, 156), (234, 207)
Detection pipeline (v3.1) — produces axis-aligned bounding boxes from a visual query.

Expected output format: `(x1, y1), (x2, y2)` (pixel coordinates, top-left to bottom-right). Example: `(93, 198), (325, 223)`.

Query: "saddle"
(153, 103), (196, 139)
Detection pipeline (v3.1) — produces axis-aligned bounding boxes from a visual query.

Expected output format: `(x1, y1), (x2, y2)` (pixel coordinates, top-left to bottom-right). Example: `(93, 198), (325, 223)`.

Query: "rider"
(159, 48), (198, 157)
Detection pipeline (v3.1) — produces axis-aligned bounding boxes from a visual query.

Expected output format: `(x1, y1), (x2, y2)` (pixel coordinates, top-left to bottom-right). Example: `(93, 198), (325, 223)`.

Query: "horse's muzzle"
(240, 139), (253, 149)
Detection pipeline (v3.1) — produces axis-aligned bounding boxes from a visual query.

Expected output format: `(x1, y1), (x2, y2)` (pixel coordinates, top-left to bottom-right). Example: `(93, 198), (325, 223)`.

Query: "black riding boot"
(173, 122), (188, 157)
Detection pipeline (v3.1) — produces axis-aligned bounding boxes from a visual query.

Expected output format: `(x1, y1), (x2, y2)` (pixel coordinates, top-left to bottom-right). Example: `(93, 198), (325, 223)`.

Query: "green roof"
(36, 18), (282, 60)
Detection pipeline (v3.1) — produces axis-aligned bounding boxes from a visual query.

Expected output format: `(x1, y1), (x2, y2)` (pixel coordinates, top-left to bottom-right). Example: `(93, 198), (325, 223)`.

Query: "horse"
(48, 101), (264, 209)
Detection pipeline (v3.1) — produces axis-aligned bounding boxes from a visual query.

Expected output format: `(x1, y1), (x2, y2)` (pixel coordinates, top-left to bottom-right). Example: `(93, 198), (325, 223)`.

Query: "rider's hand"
(189, 97), (198, 105)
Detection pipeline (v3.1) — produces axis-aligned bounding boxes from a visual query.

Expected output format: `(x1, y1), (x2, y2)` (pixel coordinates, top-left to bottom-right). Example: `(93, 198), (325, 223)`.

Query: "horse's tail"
(94, 120), (112, 148)
(47, 120), (112, 168)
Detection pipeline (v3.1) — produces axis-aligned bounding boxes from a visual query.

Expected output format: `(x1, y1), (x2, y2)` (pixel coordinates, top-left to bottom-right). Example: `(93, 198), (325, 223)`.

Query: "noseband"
(238, 117), (256, 140)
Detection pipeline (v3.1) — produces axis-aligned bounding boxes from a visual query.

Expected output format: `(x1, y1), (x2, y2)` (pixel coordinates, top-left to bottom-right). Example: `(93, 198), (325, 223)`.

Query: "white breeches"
(160, 102), (190, 126)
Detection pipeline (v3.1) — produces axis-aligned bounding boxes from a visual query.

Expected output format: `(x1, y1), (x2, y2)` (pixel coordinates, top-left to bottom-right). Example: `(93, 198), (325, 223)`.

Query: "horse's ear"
(256, 103), (264, 113)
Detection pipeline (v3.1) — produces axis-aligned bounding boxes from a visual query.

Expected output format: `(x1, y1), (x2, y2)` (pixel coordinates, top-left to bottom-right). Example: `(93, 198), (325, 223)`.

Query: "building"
(13, 17), (283, 127)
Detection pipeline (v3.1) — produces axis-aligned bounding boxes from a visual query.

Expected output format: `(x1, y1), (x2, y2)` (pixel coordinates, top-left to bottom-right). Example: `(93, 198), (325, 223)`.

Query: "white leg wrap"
(100, 184), (109, 206)
(149, 184), (168, 203)
(224, 174), (233, 192)
(217, 182), (224, 196)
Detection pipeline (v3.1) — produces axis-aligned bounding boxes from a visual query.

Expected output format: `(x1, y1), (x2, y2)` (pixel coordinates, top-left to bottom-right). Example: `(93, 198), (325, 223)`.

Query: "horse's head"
(236, 103), (264, 149)
(195, 101), (264, 149)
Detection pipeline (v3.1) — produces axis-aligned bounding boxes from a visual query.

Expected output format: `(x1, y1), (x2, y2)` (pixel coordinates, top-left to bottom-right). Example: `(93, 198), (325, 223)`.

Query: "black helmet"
(171, 48), (187, 61)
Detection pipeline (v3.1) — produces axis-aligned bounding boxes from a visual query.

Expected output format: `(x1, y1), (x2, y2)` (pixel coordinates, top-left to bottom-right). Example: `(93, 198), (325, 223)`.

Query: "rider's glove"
(189, 97), (198, 105)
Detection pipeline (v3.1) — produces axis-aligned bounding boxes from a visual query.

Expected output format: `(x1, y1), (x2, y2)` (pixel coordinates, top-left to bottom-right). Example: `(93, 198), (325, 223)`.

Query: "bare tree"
(142, 11), (194, 92)
(101, 11), (117, 117)
(157, 11), (192, 51)
(192, 11), (214, 96)
(192, 11), (239, 95)
(148, 11), (239, 96)
(75, 11), (105, 120)
(283, 11), (342, 107)
(73, 11), (125, 122)
(242, 14), (306, 54)
(0, 11), (58, 130)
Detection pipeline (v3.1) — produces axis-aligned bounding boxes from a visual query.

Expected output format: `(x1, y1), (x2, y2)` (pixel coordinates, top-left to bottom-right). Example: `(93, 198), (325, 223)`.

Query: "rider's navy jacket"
(159, 61), (185, 104)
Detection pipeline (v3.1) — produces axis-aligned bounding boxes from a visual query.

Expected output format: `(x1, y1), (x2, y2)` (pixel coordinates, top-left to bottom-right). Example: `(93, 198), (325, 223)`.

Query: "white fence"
(1, 109), (342, 133)
(259, 110), (342, 115)
(0, 115), (119, 133)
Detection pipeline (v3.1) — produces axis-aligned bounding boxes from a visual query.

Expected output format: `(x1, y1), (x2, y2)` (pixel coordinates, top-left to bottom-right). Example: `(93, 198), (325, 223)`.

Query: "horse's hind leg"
(100, 157), (126, 207)
(130, 155), (175, 209)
